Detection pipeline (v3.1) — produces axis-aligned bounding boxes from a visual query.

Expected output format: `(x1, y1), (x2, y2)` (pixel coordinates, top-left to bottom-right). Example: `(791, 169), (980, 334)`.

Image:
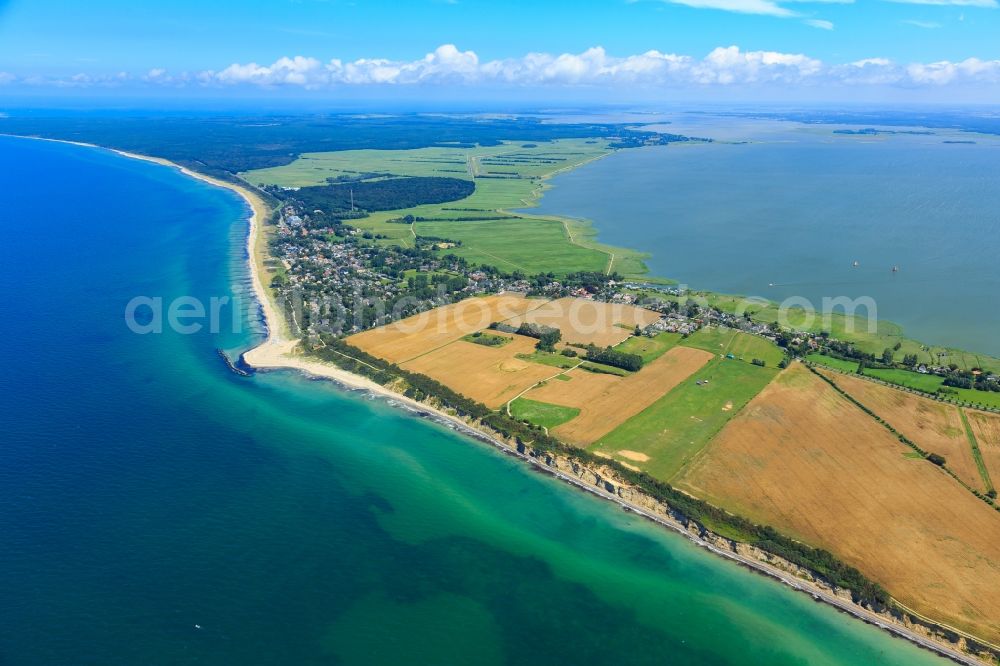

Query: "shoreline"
(517, 142), (1000, 364)
(17, 135), (994, 665)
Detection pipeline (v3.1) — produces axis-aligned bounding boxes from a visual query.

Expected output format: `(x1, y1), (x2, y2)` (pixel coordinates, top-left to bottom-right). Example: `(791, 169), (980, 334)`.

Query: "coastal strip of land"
(36, 137), (996, 666)
(222, 175), (996, 663)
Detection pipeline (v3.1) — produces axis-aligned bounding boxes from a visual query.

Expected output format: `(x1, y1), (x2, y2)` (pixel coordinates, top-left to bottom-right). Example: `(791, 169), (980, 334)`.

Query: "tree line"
(290, 176), (475, 213)
(584, 345), (644, 372)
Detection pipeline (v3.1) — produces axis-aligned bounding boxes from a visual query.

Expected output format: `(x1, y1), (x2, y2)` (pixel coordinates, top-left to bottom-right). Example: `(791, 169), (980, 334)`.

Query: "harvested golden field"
(678, 363), (1000, 643)
(527, 346), (713, 445)
(400, 335), (556, 409)
(506, 297), (660, 347)
(348, 294), (544, 364)
(817, 368), (985, 491)
(965, 409), (1000, 486)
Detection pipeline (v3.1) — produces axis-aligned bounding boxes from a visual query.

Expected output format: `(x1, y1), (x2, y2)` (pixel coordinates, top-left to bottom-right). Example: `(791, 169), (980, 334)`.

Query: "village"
(269, 201), (1000, 400)
(267, 202), (783, 344)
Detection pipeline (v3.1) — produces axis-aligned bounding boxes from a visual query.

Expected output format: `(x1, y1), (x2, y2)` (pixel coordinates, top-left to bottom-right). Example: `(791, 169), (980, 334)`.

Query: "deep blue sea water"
(0, 135), (950, 665)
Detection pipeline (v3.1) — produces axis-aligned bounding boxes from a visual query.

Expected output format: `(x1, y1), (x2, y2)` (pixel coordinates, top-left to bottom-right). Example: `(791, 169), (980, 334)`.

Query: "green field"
(805, 353), (862, 373)
(615, 332), (682, 364)
(418, 218), (609, 274)
(579, 361), (630, 377)
(864, 367), (946, 393)
(681, 327), (786, 368)
(515, 351), (579, 369)
(959, 409), (994, 492)
(807, 355), (946, 393)
(462, 331), (511, 348)
(951, 388), (1000, 410)
(510, 397), (581, 430)
(243, 139), (648, 277)
(807, 356), (1000, 409)
(592, 353), (779, 481)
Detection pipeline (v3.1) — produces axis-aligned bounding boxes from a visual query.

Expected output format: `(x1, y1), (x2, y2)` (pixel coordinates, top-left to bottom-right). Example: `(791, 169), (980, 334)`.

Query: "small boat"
(891, 265), (899, 273)
(852, 260), (859, 268)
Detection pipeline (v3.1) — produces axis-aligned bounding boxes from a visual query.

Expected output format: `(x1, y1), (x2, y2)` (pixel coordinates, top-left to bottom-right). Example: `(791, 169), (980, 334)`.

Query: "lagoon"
(531, 118), (1000, 357)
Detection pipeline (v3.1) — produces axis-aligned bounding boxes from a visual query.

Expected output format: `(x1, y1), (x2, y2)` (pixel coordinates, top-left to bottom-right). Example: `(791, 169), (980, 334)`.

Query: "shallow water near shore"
(0, 135), (951, 665)
(530, 117), (1000, 357)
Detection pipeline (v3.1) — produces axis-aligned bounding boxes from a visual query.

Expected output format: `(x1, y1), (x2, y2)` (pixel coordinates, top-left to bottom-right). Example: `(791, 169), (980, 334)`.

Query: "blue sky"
(1, 0), (998, 102)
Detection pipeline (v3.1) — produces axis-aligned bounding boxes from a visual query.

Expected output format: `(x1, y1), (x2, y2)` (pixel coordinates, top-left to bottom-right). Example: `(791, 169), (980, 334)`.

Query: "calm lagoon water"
(532, 119), (1000, 357)
(0, 136), (950, 665)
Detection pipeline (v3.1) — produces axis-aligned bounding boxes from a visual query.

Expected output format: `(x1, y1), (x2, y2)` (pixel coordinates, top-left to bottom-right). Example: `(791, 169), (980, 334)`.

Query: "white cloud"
(653, 0), (851, 16)
(907, 57), (1000, 84)
(204, 45), (827, 88)
(217, 55), (324, 87)
(804, 18), (835, 28)
(661, 0), (796, 16)
(901, 19), (943, 26)
(9, 45), (1000, 92)
(0, 71), (14, 85)
(886, 0), (997, 6)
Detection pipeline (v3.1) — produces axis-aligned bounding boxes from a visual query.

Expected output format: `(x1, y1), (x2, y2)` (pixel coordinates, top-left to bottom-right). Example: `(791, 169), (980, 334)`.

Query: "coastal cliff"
(500, 436), (1000, 666)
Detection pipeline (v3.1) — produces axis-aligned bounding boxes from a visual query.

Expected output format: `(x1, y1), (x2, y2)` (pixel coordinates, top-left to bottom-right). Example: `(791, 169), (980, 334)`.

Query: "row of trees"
(514, 323), (562, 352)
(584, 345), (644, 372)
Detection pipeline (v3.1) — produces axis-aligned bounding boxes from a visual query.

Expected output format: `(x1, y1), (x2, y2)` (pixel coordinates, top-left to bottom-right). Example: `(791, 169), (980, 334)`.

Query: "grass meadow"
(592, 351), (779, 481)
(243, 139), (648, 277)
(510, 397), (580, 430)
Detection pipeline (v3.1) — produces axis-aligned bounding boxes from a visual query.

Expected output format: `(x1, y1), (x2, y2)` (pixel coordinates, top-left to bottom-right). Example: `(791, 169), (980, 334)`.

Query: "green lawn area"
(615, 332), (682, 364)
(808, 356), (1000, 409)
(951, 388), (1000, 410)
(579, 361), (630, 377)
(461, 331), (511, 348)
(864, 367), (945, 393)
(516, 351), (579, 369)
(591, 358), (779, 482)
(959, 409), (994, 492)
(416, 217), (609, 275)
(805, 353), (861, 373)
(510, 398), (581, 430)
(681, 327), (786, 368)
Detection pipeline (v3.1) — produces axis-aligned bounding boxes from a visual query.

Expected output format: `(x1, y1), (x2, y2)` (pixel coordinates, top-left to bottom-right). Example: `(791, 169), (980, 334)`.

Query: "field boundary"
(505, 362), (582, 420)
(808, 363), (1000, 512)
(892, 598), (1000, 656)
(960, 408), (995, 492)
(806, 359), (1000, 414)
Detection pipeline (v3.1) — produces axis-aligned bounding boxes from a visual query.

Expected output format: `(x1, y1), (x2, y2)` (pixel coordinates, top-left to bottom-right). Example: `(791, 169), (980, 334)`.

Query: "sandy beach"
(14, 134), (477, 424)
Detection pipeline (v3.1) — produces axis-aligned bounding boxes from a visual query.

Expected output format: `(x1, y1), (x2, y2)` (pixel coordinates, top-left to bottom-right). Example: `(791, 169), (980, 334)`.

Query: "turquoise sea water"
(0, 136), (951, 665)
(531, 122), (1000, 357)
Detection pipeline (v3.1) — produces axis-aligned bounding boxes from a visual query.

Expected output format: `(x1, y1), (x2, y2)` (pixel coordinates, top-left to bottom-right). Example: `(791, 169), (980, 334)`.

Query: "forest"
(290, 176), (475, 212)
(0, 113), (680, 178)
